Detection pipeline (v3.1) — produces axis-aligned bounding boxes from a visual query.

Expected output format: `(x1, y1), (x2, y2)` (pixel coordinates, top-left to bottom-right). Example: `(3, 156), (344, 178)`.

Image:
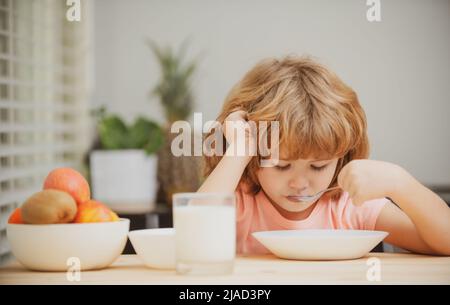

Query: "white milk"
(174, 205), (236, 263)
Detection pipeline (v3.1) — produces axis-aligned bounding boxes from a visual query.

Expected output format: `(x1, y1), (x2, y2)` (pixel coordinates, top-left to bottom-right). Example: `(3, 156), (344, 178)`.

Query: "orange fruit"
(8, 208), (23, 224)
(73, 200), (119, 223)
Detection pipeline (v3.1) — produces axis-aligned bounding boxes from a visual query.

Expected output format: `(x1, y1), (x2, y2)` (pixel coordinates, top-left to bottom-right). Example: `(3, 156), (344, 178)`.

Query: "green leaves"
(147, 39), (197, 123)
(98, 115), (164, 155)
(130, 117), (164, 155)
(98, 115), (128, 150)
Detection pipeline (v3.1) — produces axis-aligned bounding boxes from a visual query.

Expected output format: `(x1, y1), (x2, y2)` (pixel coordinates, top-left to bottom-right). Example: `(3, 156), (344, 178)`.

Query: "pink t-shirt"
(235, 184), (388, 254)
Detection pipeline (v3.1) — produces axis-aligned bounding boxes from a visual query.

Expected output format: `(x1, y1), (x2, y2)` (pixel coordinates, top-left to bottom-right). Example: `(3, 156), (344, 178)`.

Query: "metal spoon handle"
(298, 186), (341, 202)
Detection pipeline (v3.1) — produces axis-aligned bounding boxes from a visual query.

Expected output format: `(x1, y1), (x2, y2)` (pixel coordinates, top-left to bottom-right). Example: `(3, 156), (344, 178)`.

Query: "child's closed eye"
(311, 164), (327, 171)
(275, 164), (328, 171)
(275, 164), (291, 171)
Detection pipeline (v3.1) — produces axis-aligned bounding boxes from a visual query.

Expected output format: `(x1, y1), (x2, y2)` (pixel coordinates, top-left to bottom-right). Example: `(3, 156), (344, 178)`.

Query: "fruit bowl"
(6, 218), (130, 271)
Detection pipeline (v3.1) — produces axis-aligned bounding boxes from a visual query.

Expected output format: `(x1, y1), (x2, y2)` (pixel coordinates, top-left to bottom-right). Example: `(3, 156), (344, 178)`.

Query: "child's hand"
(337, 160), (409, 205)
(223, 110), (257, 157)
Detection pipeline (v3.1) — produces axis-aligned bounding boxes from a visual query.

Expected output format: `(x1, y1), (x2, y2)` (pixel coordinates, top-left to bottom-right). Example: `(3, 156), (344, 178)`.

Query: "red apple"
(43, 167), (90, 206)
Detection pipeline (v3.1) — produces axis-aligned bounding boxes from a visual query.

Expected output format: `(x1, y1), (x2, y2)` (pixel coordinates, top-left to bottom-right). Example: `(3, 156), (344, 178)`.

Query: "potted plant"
(89, 108), (164, 214)
(147, 39), (202, 205)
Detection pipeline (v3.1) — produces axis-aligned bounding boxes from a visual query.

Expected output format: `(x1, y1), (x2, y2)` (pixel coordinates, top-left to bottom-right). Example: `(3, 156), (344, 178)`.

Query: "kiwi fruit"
(21, 190), (77, 224)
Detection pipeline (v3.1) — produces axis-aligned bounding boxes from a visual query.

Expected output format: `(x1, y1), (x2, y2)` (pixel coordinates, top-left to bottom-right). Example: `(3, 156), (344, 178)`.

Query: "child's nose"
(288, 175), (309, 191)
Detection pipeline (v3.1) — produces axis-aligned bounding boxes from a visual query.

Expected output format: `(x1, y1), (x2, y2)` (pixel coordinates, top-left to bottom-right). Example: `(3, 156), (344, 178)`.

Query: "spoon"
(288, 186), (341, 203)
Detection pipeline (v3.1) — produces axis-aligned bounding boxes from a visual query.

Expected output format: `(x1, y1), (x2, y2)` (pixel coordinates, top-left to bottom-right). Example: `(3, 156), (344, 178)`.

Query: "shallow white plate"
(252, 229), (389, 260)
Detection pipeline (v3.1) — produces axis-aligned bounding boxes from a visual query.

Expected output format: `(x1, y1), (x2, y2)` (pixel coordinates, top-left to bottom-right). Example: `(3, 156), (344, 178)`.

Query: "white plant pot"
(90, 150), (158, 214)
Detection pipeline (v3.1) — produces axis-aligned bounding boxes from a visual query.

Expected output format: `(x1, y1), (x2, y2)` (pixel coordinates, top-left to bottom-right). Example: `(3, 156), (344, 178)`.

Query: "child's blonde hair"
(203, 56), (369, 199)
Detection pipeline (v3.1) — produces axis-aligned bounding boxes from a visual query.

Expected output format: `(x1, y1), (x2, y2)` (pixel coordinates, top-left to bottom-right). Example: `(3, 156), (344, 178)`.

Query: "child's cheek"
(257, 168), (279, 188)
(323, 163), (339, 184)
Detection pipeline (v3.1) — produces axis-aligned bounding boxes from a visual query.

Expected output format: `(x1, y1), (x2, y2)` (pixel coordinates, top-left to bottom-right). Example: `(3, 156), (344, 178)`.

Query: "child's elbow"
(427, 243), (450, 256)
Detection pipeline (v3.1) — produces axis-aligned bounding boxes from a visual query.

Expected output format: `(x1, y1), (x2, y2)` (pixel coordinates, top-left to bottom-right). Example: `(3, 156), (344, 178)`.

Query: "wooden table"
(1, 253), (449, 284)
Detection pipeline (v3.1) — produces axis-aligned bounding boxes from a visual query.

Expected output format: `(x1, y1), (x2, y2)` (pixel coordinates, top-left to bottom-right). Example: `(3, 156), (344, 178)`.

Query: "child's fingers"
(337, 166), (349, 190)
(226, 110), (247, 122)
(341, 177), (359, 204)
(349, 181), (372, 205)
(337, 168), (362, 205)
(346, 184), (358, 203)
(349, 189), (364, 206)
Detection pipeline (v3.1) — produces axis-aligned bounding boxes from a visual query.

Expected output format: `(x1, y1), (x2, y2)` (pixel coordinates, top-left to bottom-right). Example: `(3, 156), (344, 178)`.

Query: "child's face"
(256, 155), (339, 212)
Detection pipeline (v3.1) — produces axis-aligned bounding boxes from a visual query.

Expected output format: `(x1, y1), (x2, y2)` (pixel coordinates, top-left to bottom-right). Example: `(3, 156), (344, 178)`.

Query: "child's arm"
(197, 154), (251, 194)
(338, 160), (450, 255)
(197, 111), (254, 194)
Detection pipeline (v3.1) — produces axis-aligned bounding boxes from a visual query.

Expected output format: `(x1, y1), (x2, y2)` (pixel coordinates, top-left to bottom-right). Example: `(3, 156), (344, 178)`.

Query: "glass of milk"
(173, 192), (236, 275)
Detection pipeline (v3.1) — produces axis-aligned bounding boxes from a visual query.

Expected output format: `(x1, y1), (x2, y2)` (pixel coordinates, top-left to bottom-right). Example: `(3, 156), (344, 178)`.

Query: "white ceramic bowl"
(7, 218), (130, 271)
(252, 229), (388, 260)
(128, 228), (175, 269)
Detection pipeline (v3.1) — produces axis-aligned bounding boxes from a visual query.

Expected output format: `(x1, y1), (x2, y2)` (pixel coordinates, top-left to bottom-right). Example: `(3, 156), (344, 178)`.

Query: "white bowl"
(128, 228), (175, 269)
(252, 229), (388, 260)
(7, 218), (130, 271)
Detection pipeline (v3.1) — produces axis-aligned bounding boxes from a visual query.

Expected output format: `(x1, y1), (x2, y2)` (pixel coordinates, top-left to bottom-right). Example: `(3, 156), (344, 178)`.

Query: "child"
(199, 56), (450, 255)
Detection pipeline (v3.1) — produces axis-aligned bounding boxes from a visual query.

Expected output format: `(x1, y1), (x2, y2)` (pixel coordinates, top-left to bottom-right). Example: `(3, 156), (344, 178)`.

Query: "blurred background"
(0, 0), (449, 261)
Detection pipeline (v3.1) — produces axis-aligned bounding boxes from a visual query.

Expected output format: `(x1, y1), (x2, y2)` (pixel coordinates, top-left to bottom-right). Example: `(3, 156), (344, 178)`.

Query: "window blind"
(0, 0), (90, 265)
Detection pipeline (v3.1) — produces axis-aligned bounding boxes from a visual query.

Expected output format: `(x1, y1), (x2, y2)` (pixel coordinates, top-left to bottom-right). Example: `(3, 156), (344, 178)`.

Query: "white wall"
(92, 0), (450, 185)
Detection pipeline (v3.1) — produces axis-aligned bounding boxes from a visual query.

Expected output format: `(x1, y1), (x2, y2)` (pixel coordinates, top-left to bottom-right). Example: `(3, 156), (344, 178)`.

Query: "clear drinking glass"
(173, 192), (236, 275)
